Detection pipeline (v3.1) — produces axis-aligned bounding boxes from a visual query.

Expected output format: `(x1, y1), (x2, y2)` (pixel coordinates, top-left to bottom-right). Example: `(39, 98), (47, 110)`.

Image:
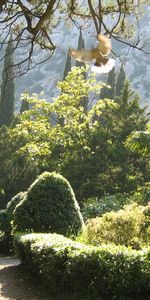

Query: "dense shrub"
(80, 203), (150, 248)
(82, 187), (150, 221)
(14, 233), (150, 300)
(141, 203), (150, 243)
(12, 172), (84, 235)
(7, 192), (26, 222)
(81, 194), (130, 220)
(0, 210), (12, 254)
(0, 192), (26, 235)
(0, 231), (11, 254)
(0, 209), (10, 234)
(0, 192), (26, 254)
(0, 188), (6, 210)
(129, 182), (150, 205)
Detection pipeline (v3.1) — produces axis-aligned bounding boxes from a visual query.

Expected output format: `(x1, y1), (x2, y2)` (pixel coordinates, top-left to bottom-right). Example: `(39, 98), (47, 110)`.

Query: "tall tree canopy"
(0, 0), (149, 76)
(0, 67), (149, 205)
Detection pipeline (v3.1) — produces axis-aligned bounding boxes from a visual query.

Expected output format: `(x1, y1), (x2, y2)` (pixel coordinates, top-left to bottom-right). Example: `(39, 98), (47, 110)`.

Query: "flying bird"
(69, 34), (115, 74)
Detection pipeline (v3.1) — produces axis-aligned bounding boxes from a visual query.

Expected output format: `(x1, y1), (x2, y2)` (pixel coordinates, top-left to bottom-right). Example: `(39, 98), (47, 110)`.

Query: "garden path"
(0, 256), (60, 300)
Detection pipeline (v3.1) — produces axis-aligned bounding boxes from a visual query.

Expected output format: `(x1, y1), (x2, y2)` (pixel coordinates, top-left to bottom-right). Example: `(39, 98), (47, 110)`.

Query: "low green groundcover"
(14, 233), (150, 300)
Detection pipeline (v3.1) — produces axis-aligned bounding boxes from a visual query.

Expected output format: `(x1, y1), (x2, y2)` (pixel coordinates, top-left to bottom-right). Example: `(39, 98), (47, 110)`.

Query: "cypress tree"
(100, 67), (116, 99)
(63, 50), (71, 80)
(115, 64), (126, 97)
(76, 28), (85, 68)
(115, 80), (148, 139)
(0, 37), (15, 126)
(60, 45), (72, 126)
(76, 29), (88, 112)
(20, 98), (30, 114)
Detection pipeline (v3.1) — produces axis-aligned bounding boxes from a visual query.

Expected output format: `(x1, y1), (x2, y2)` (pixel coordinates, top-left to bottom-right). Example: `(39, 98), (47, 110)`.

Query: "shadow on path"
(0, 257), (62, 300)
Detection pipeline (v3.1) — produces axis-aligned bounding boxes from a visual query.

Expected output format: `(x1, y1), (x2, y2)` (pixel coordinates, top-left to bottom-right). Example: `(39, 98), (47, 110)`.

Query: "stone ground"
(0, 256), (72, 300)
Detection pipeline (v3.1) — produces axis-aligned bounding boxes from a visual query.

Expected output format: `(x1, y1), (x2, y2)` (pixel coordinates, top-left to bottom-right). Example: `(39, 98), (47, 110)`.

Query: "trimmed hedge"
(12, 172), (84, 235)
(14, 233), (150, 300)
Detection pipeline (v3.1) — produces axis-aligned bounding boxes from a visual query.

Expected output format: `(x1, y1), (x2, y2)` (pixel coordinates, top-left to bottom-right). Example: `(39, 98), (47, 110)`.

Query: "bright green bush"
(12, 172), (84, 235)
(14, 233), (150, 300)
(141, 203), (150, 243)
(80, 203), (149, 247)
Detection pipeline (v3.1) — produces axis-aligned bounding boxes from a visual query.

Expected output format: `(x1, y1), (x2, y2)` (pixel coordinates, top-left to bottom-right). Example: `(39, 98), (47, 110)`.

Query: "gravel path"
(0, 257), (59, 300)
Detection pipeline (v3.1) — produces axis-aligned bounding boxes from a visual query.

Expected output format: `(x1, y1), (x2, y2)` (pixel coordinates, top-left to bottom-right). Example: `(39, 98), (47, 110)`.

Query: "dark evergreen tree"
(76, 28), (85, 68)
(20, 98), (30, 114)
(63, 51), (71, 80)
(62, 80), (149, 201)
(63, 29), (85, 79)
(115, 64), (126, 97)
(0, 37), (15, 126)
(76, 29), (89, 112)
(100, 67), (116, 99)
(60, 53), (72, 126)
(115, 80), (148, 139)
(111, 80), (149, 193)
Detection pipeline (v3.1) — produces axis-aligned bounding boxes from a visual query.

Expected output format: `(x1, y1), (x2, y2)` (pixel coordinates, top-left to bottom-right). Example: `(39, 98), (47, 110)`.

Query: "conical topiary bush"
(12, 172), (84, 235)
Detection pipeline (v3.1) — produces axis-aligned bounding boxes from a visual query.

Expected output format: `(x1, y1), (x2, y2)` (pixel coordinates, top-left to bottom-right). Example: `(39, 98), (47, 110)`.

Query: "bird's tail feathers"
(91, 58), (115, 74)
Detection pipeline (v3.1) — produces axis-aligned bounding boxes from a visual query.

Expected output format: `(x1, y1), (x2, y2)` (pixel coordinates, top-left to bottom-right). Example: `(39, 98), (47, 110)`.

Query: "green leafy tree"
(0, 37), (15, 126)
(126, 123), (150, 156)
(61, 80), (149, 200)
(0, 67), (149, 205)
(111, 81), (149, 192)
(0, 67), (105, 203)
(0, 125), (39, 205)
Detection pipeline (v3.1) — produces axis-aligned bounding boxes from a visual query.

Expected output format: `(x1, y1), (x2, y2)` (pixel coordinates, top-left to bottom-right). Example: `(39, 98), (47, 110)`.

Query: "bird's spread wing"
(69, 48), (96, 63)
(69, 34), (115, 74)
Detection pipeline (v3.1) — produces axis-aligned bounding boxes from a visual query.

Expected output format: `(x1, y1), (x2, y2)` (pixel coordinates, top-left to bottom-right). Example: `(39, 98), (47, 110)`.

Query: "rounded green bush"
(13, 172), (84, 235)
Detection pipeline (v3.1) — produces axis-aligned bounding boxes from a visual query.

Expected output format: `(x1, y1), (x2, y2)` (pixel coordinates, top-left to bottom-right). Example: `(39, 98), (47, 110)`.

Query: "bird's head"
(96, 34), (110, 42)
